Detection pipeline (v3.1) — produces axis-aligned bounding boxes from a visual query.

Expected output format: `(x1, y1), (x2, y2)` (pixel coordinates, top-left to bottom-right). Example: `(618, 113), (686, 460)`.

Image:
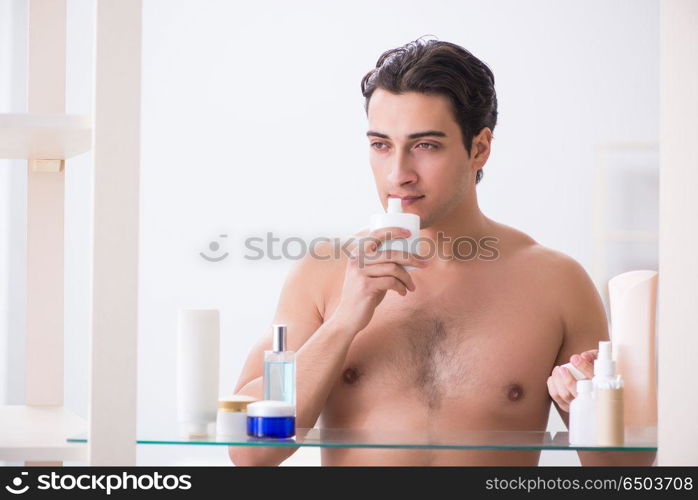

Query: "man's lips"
(389, 195), (425, 206)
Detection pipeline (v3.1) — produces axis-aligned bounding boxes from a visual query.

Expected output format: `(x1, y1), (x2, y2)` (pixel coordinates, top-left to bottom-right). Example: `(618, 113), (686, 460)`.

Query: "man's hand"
(547, 349), (598, 412)
(330, 227), (427, 335)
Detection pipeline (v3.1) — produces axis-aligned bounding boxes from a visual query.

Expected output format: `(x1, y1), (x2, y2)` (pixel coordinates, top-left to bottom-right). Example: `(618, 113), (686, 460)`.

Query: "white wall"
(1, 0), (659, 466)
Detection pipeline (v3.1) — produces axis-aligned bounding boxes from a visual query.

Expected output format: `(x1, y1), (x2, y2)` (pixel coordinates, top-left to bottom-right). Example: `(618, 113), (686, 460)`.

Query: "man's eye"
(371, 142), (387, 150)
(416, 142), (437, 150)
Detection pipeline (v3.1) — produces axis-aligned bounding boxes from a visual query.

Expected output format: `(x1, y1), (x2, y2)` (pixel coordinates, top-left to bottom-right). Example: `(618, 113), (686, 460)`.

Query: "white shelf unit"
(0, 406), (86, 463)
(1, 0), (141, 466)
(0, 113), (91, 161)
(0, 111), (92, 464)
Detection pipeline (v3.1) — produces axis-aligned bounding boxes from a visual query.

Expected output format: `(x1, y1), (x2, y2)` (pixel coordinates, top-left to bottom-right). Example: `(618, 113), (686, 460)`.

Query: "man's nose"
(386, 150), (418, 187)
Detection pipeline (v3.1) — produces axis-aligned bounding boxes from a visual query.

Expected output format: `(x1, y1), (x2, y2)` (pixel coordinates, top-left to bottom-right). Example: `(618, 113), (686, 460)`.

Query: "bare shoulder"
(283, 233), (358, 319)
(521, 244), (590, 285)
(287, 237), (344, 287)
(489, 220), (607, 347)
(489, 221), (595, 296)
(507, 225), (605, 313)
(303, 230), (369, 267)
(491, 222), (586, 278)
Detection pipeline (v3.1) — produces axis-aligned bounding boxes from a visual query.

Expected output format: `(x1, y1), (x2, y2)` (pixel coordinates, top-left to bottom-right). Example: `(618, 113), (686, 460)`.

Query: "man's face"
(366, 89), (478, 229)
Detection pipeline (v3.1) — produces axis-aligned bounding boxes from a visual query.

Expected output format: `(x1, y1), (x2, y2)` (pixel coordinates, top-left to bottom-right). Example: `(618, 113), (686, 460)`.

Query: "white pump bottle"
(369, 198), (421, 270)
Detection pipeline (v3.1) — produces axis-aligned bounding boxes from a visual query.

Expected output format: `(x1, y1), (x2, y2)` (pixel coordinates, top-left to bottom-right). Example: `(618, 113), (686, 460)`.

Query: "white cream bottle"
(569, 380), (595, 446)
(369, 198), (420, 270)
(216, 395), (257, 438)
(177, 309), (220, 437)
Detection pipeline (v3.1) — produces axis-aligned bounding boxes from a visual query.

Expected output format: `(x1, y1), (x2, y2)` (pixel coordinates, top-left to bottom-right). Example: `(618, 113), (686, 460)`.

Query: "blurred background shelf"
(0, 113), (91, 160)
(1, 405), (87, 462)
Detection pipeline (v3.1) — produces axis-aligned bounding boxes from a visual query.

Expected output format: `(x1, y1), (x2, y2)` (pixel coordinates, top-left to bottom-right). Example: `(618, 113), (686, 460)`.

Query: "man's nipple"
(342, 367), (361, 385)
(506, 383), (524, 402)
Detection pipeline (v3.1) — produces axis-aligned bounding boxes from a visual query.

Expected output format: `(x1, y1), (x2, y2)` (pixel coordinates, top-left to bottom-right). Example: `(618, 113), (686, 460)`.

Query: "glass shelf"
(68, 426), (656, 452)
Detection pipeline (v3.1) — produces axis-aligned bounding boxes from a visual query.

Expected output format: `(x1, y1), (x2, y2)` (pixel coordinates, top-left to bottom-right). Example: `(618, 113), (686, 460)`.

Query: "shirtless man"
(229, 39), (655, 466)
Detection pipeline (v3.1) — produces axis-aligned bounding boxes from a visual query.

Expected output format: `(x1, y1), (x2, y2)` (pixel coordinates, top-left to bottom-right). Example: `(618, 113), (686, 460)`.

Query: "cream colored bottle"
(608, 270), (657, 428)
(593, 341), (625, 446)
(596, 378), (624, 446)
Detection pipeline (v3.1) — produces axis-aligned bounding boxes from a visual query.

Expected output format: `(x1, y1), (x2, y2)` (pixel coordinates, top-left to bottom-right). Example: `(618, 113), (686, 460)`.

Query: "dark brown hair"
(361, 38), (498, 184)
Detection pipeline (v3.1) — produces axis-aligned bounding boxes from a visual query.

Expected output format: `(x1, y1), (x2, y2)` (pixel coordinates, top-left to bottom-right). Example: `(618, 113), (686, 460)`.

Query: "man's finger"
(364, 262), (416, 292)
(546, 376), (559, 402)
(558, 366), (578, 398)
(551, 368), (574, 411)
(362, 249), (428, 268)
(358, 227), (411, 260)
(569, 354), (594, 379)
(366, 226), (411, 248)
(581, 349), (598, 363)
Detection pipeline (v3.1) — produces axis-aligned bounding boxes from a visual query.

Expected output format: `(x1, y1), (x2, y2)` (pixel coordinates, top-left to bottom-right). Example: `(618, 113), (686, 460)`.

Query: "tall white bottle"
(569, 380), (595, 446)
(608, 270), (658, 428)
(369, 198), (420, 269)
(177, 309), (220, 437)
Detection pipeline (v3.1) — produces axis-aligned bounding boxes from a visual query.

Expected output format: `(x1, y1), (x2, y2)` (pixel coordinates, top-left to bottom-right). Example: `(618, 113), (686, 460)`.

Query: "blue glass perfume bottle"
(263, 324), (296, 408)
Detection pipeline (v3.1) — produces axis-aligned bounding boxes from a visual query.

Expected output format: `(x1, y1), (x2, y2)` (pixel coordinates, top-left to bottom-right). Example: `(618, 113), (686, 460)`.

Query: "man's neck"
(419, 190), (492, 259)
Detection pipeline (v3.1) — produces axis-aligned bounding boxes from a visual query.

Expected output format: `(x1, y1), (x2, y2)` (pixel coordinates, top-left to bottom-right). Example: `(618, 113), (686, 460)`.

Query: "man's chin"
(417, 215), (433, 231)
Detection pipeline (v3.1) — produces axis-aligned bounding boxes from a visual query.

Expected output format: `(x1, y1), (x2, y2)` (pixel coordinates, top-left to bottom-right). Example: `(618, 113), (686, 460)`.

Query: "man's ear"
(471, 127), (492, 171)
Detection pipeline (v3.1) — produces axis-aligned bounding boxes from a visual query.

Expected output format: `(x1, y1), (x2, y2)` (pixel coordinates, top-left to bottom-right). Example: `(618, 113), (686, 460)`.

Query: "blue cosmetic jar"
(246, 400), (296, 439)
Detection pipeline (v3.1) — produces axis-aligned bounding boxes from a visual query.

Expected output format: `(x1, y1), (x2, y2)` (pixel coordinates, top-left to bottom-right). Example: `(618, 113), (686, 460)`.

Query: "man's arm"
(228, 245), (353, 466)
(548, 255), (656, 466)
(229, 231), (425, 466)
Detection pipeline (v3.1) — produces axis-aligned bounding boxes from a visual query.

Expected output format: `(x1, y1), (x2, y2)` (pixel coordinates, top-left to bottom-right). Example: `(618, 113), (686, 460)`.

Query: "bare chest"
(322, 266), (563, 429)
